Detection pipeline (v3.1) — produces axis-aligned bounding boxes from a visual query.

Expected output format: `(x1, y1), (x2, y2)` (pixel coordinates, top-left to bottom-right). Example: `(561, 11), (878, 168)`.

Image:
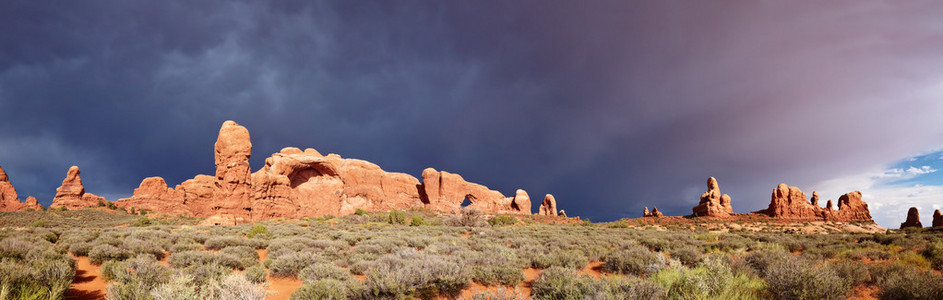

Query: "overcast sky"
(1, 1), (942, 228)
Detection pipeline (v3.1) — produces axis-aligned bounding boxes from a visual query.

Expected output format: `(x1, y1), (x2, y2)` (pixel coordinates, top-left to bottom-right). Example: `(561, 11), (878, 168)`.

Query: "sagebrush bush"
(488, 216), (517, 227)
(602, 247), (666, 276)
(246, 225), (269, 239)
(245, 264), (267, 284)
(89, 244), (133, 265)
(269, 251), (323, 277)
(105, 255), (174, 300)
(299, 262), (354, 283)
(531, 266), (595, 299)
(764, 256), (849, 300)
(923, 241), (943, 270)
(389, 210), (409, 225)
(871, 262), (943, 300)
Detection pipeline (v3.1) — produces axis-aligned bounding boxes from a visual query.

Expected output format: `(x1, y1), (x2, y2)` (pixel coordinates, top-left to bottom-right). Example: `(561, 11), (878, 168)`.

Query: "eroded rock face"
(755, 184), (872, 222)
(765, 184), (818, 219)
(50, 166), (105, 210)
(117, 121), (537, 223)
(692, 177), (733, 217)
(900, 207), (923, 229)
(0, 165), (42, 211)
(212, 121), (253, 225)
(539, 194), (557, 216)
(933, 209), (943, 228)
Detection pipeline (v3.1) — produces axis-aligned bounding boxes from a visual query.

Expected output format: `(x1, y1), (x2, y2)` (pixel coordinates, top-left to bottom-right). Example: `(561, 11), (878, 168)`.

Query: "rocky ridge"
(117, 121), (543, 225)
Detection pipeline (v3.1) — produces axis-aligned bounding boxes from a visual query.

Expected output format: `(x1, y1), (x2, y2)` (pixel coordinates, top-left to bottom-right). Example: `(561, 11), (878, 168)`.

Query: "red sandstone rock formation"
(900, 207), (923, 229)
(765, 184), (818, 219)
(50, 166), (105, 210)
(643, 207), (663, 217)
(559, 210), (567, 218)
(117, 121), (537, 224)
(692, 177), (733, 217)
(933, 209), (943, 228)
(538, 194), (557, 216)
(756, 185), (872, 222)
(810, 191), (820, 207)
(0, 165), (42, 211)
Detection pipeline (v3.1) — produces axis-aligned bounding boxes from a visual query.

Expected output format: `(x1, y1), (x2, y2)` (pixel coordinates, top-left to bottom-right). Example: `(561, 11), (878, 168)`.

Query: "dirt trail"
(65, 256), (106, 300)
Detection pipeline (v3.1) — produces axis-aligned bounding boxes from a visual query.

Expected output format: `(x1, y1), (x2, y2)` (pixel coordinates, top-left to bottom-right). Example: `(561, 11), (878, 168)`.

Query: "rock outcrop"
(756, 185), (872, 222)
(765, 184), (818, 219)
(643, 207), (663, 217)
(538, 194), (557, 216)
(692, 177), (733, 217)
(900, 207), (923, 229)
(50, 166), (105, 210)
(116, 121), (539, 224)
(558, 210), (567, 218)
(933, 209), (943, 228)
(0, 165), (42, 211)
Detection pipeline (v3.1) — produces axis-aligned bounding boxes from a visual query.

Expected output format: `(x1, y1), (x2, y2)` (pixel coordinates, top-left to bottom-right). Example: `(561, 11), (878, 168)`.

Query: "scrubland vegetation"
(1, 208), (943, 299)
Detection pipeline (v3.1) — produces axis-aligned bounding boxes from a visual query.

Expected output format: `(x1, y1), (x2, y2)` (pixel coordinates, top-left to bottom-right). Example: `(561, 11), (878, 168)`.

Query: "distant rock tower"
(538, 194), (557, 216)
(900, 207), (923, 229)
(692, 177), (733, 217)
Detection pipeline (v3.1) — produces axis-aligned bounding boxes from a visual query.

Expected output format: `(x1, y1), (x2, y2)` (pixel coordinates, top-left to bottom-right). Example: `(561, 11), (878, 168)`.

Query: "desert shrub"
(533, 249), (589, 269)
(650, 257), (765, 300)
(69, 241), (96, 256)
(829, 260), (870, 287)
(0, 256), (75, 300)
(922, 241), (943, 270)
(299, 262), (354, 283)
(89, 244), (133, 264)
(588, 276), (665, 300)
(488, 216), (517, 227)
(764, 256), (849, 300)
(149, 274), (207, 300)
(125, 238), (166, 260)
(168, 250), (216, 268)
(410, 216), (428, 226)
(896, 251), (932, 269)
(105, 255), (174, 300)
(0, 238), (37, 259)
(443, 207), (487, 227)
(219, 246), (259, 270)
(204, 236), (266, 250)
(207, 274), (269, 300)
(269, 252), (323, 277)
(744, 248), (789, 275)
(365, 249), (470, 298)
(531, 266), (595, 299)
(170, 240), (202, 253)
(29, 219), (47, 227)
(472, 264), (525, 286)
(291, 278), (365, 300)
(133, 216), (152, 227)
(184, 263), (231, 288)
(670, 246), (701, 267)
(245, 264), (267, 284)
(389, 210), (409, 225)
(469, 287), (528, 300)
(246, 225), (269, 239)
(354, 208), (368, 216)
(602, 247), (667, 276)
(873, 266), (943, 300)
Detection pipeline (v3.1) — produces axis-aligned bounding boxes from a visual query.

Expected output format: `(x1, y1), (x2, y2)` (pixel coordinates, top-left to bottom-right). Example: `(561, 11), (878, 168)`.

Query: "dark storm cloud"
(1, 1), (942, 221)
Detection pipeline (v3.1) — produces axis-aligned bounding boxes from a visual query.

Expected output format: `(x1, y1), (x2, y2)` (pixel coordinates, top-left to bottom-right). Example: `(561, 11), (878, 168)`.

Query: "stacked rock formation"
(117, 121), (539, 224)
(757, 184), (872, 222)
(50, 166), (106, 210)
(900, 207), (923, 229)
(933, 209), (943, 228)
(643, 207), (663, 217)
(0, 165), (42, 211)
(538, 194), (557, 216)
(692, 177), (733, 217)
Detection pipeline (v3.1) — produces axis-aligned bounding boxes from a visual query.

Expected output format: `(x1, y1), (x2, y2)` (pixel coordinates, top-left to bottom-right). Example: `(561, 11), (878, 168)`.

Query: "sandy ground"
(65, 256), (106, 300)
(849, 284), (879, 300)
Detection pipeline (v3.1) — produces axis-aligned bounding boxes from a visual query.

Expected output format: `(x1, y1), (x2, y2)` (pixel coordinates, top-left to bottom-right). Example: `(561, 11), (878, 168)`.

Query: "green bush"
(410, 216), (428, 226)
(389, 210), (409, 225)
(488, 216), (517, 227)
(246, 224), (269, 239)
(104, 255), (173, 300)
(299, 262), (354, 283)
(354, 208), (368, 216)
(921, 241), (943, 270)
(132, 216), (152, 227)
(871, 262), (943, 300)
(650, 257), (765, 300)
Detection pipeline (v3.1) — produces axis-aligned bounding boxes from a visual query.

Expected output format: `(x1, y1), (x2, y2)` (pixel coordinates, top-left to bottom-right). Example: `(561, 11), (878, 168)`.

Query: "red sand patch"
(257, 248), (303, 300)
(66, 256), (107, 300)
(580, 261), (606, 278)
(849, 284), (879, 300)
